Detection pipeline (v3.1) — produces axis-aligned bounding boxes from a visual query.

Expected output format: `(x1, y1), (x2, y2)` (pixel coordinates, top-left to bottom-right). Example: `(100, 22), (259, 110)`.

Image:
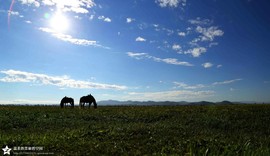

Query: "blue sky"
(0, 0), (270, 104)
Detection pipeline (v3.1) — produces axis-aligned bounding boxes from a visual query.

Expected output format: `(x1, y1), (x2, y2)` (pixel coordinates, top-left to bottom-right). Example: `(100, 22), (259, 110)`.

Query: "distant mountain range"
(97, 100), (239, 106)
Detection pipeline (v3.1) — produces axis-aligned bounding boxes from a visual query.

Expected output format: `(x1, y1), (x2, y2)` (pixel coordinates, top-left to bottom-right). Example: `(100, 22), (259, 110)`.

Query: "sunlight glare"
(50, 12), (69, 32)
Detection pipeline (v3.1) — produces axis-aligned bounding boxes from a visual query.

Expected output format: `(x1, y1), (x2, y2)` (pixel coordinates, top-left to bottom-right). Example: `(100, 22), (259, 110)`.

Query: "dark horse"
(60, 96), (74, 108)
(79, 94), (97, 108)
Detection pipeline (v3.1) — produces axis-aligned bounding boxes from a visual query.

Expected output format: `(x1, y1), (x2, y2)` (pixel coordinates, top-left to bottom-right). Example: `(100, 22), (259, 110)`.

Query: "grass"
(1, 104), (270, 155)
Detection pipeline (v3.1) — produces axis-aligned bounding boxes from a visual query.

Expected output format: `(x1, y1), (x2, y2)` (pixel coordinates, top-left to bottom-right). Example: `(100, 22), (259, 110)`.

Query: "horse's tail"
(79, 98), (83, 108)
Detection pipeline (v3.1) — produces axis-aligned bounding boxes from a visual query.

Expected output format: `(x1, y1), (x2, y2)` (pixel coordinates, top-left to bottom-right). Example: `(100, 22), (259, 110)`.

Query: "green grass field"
(1, 104), (270, 155)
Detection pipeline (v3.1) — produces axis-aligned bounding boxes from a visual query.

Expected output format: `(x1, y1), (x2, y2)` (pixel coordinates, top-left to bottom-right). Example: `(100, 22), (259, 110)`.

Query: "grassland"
(1, 104), (270, 155)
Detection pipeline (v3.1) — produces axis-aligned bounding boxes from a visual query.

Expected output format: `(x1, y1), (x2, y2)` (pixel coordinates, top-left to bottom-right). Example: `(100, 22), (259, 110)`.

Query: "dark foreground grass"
(1, 104), (270, 155)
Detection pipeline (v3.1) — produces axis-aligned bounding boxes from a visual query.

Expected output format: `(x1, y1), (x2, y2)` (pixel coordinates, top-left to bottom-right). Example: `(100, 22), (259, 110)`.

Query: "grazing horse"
(79, 94), (97, 109)
(60, 96), (74, 108)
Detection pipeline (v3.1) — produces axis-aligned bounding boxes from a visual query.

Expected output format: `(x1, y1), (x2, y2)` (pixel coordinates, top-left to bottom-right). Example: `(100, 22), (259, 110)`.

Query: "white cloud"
(173, 82), (206, 90)
(126, 18), (135, 23)
(0, 70), (127, 90)
(25, 20), (32, 24)
(98, 16), (105, 20)
(19, 0), (96, 14)
(212, 79), (242, 85)
(104, 17), (112, 22)
(127, 52), (193, 66)
(42, 0), (55, 6)
(74, 15), (82, 20)
(172, 44), (181, 51)
(62, 7), (89, 14)
(187, 18), (224, 56)
(18, 0), (40, 7)
(156, 0), (186, 8)
(178, 32), (186, 37)
(135, 37), (146, 42)
(184, 47), (207, 57)
(196, 26), (224, 42)
(202, 62), (213, 68)
(98, 16), (112, 22)
(89, 15), (95, 20)
(39, 27), (109, 48)
(8, 11), (20, 16)
(126, 90), (215, 101)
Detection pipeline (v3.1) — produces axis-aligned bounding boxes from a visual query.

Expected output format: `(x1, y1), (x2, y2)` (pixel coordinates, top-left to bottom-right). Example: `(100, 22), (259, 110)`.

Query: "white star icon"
(2, 145), (11, 155)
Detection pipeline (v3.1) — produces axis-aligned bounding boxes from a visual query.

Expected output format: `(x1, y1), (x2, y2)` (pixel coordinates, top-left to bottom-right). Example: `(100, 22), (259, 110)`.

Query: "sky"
(0, 0), (270, 104)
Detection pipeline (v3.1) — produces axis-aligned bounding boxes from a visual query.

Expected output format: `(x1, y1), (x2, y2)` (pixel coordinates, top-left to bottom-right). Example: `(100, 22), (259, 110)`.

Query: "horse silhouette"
(60, 96), (74, 108)
(79, 94), (97, 108)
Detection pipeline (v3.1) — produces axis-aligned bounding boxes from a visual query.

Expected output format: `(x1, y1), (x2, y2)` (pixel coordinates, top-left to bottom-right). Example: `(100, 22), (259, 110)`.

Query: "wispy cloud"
(0, 70), (127, 90)
(202, 62), (213, 68)
(39, 27), (109, 48)
(126, 52), (147, 59)
(217, 64), (222, 68)
(135, 37), (146, 42)
(127, 52), (193, 66)
(0, 9), (20, 16)
(174, 78), (243, 90)
(212, 79), (243, 85)
(173, 82), (206, 89)
(0, 99), (59, 105)
(126, 90), (215, 101)
(155, 0), (187, 8)
(152, 24), (175, 36)
(188, 17), (213, 25)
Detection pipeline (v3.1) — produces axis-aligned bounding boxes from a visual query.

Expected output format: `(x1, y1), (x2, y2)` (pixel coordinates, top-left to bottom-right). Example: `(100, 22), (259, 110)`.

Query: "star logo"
(2, 145), (11, 155)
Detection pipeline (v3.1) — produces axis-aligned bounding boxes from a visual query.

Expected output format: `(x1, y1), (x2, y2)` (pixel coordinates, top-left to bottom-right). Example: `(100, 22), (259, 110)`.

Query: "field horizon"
(1, 104), (270, 155)
(1, 99), (268, 107)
